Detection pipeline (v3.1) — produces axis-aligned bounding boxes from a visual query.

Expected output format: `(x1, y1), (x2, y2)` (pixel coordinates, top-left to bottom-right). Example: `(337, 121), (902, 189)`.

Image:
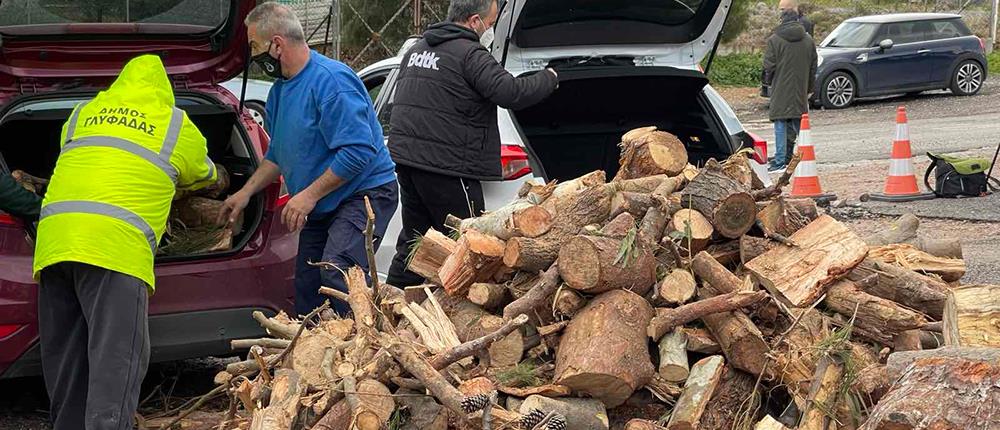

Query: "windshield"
(0, 0), (229, 30)
(822, 22), (879, 48)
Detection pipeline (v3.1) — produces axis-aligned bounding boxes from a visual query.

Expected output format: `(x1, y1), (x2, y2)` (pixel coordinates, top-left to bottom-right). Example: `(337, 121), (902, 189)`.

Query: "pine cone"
(460, 392), (492, 414)
(546, 413), (567, 430)
(519, 408), (546, 429)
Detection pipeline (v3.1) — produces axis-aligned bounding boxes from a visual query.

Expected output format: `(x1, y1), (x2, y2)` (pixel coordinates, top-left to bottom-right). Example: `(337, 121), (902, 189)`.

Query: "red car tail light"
(501, 144), (532, 180)
(979, 37), (985, 52)
(0, 324), (23, 339)
(747, 131), (768, 164)
(275, 176), (290, 207)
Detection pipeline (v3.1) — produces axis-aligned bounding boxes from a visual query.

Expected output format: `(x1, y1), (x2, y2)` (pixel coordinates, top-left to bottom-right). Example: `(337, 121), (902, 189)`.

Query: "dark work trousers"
(294, 180), (398, 316)
(38, 261), (150, 430)
(386, 164), (485, 287)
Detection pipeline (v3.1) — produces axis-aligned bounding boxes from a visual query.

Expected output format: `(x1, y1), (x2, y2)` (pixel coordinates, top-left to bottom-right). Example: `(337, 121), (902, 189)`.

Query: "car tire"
(245, 101), (267, 129)
(821, 72), (855, 109)
(950, 60), (984, 96)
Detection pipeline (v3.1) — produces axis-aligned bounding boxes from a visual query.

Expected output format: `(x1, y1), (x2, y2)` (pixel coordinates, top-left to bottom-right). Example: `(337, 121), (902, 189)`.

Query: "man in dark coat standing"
(763, 8), (817, 171)
(385, 0), (559, 287)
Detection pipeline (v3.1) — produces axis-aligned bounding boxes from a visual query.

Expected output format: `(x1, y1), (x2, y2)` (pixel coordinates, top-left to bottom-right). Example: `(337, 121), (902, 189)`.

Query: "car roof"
(847, 13), (962, 24)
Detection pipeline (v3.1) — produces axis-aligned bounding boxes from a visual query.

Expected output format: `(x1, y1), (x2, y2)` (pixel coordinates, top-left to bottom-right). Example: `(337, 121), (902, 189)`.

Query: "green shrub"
(707, 52), (764, 87)
(989, 50), (1000, 77)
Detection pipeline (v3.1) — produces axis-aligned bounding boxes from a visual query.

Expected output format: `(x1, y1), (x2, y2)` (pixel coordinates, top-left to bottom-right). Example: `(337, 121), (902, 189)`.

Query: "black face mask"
(252, 41), (283, 79)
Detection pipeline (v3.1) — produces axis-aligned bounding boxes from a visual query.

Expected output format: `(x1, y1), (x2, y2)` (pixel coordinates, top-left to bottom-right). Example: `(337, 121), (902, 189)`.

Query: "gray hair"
(246, 2), (306, 43)
(447, 0), (494, 22)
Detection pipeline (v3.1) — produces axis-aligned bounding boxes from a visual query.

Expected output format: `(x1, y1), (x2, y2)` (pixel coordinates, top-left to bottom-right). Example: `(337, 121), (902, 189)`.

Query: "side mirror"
(878, 39), (894, 51)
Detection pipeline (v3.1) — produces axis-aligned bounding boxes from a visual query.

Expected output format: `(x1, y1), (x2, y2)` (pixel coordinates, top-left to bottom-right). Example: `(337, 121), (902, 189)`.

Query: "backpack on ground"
(923, 152), (999, 198)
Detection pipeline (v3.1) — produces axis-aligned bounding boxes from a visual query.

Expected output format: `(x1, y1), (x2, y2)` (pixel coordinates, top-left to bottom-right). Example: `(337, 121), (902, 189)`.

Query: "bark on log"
(553, 288), (586, 318)
(467, 282), (508, 311)
(864, 213), (963, 258)
(824, 279), (928, 335)
(393, 388), (449, 430)
(656, 269), (697, 306)
(756, 198), (811, 237)
(558, 234), (656, 296)
(772, 309), (828, 402)
(343, 377), (393, 430)
(611, 191), (660, 220)
(438, 229), (506, 296)
(503, 236), (562, 273)
(408, 228), (458, 285)
(657, 329), (690, 383)
(863, 352), (1000, 430)
(626, 420), (668, 430)
(428, 314), (530, 370)
(798, 357), (843, 430)
(231, 338), (292, 350)
(382, 336), (468, 419)
(944, 284), (1000, 347)
(652, 176), (686, 200)
(611, 174), (669, 194)
(518, 395), (610, 430)
(670, 209), (714, 255)
(680, 160), (757, 238)
(442, 296), (524, 368)
(449, 200), (554, 240)
(755, 416), (791, 430)
(746, 215), (868, 307)
(707, 240), (741, 268)
(869, 243), (966, 282)
(502, 263), (561, 322)
(541, 170), (606, 216)
(740, 235), (778, 264)
(601, 212), (638, 238)
(700, 367), (759, 430)
(555, 289), (655, 408)
(638, 206), (669, 251)
(251, 311), (299, 339)
(249, 369), (304, 430)
(848, 258), (949, 320)
(893, 330), (923, 351)
(691, 251), (747, 295)
(666, 355), (725, 430)
(785, 198), (819, 221)
(885, 346), (1000, 379)
(614, 128), (688, 180)
(683, 328), (722, 354)
(648, 291), (768, 341)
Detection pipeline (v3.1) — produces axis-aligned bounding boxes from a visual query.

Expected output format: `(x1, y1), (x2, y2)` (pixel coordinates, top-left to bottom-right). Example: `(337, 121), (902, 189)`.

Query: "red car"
(0, 2), (296, 378)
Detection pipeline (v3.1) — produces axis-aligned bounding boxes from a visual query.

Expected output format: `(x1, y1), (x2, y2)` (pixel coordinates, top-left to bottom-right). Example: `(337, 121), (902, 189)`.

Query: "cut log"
(893, 330), (923, 351)
(558, 234), (656, 296)
(657, 329), (689, 383)
(670, 209), (714, 255)
(740, 235), (778, 264)
(449, 200), (553, 240)
(442, 296), (523, 368)
(251, 311), (299, 339)
(553, 288), (585, 317)
(601, 212), (638, 238)
(638, 206), (669, 251)
(944, 284), (1000, 347)
(785, 198), (819, 221)
(755, 416), (791, 430)
(541, 170), (607, 215)
(656, 269), (697, 306)
(503, 236), (562, 272)
(231, 338), (292, 350)
(848, 258), (949, 320)
(518, 395), (610, 430)
(249, 369), (304, 430)
(428, 314), (529, 370)
(824, 279), (928, 335)
(666, 355), (725, 430)
(756, 198), (811, 237)
(438, 229), (506, 296)
(885, 346), (1000, 379)
(348, 379), (394, 430)
(611, 174), (669, 193)
(555, 289), (656, 408)
(864, 213), (963, 258)
(746, 215), (868, 307)
(690, 252), (771, 378)
(648, 291), (768, 341)
(683, 328), (722, 354)
(173, 197), (228, 228)
(700, 367), (759, 430)
(382, 335), (468, 419)
(798, 357), (843, 430)
(611, 191), (660, 220)
(614, 128), (688, 180)
(626, 419), (668, 430)
(863, 351), (1000, 430)
(407, 228), (458, 285)
(772, 309), (828, 402)
(498, 384), (572, 398)
(393, 388), (449, 430)
(869, 243), (966, 282)
(467, 282), (507, 311)
(502, 263), (561, 323)
(652, 175), (686, 200)
(680, 160), (757, 238)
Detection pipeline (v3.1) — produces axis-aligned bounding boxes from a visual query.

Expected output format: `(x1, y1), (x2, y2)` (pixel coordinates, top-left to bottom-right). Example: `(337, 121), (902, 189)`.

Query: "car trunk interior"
(511, 66), (732, 182)
(0, 92), (263, 261)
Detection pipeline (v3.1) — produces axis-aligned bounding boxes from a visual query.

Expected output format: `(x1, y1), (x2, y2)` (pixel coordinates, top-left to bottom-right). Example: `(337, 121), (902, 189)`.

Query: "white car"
(221, 0), (771, 279)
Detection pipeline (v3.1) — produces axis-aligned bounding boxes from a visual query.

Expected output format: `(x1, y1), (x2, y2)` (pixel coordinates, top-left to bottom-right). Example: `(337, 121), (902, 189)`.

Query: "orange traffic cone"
(790, 113), (837, 201)
(864, 107), (935, 202)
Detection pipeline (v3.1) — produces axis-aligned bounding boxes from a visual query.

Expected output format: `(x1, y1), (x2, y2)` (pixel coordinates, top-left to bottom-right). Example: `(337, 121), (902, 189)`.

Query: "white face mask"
(480, 26), (495, 49)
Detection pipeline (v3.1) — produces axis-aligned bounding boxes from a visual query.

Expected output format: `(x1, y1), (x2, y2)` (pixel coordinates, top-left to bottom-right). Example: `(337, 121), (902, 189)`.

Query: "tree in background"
(721, 0), (750, 44)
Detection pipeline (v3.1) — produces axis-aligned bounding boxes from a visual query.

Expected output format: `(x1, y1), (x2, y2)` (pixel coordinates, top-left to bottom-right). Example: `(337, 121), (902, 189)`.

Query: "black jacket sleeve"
(0, 174), (42, 220)
(463, 48), (558, 111)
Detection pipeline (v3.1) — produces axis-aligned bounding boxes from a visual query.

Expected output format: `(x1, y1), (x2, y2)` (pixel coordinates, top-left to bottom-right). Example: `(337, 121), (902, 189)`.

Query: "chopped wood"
(798, 356), (843, 430)
(393, 388), (449, 430)
(706, 240), (742, 267)
(447, 200), (554, 240)
(944, 284), (1000, 347)
(442, 296), (524, 368)
(681, 159), (758, 238)
(542, 170), (607, 215)
(249, 369), (304, 430)
(666, 355), (725, 430)
(251, 311), (299, 340)
(864, 351), (1000, 429)
(230, 338), (291, 350)
(173, 196), (228, 228)
(614, 127), (688, 180)
(503, 236), (562, 273)
(683, 328), (722, 354)
(893, 330), (923, 351)
(648, 291), (768, 341)
(870, 243), (966, 282)
(497, 384), (572, 398)
(656, 269), (697, 306)
(652, 175), (686, 200)
(700, 366), (759, 430)
(756, 197), (810, 237)
(502, 263), (561, 322)
(519, 395), (610, 430)
(343, 376), (393, 430)
(555, 289), (656, 408)
(740, 235), (778, 264)
(755, 415), (791, 430)
(601, 212), (638, 238)
(553, 288), (586, 317)
(625, 419), (668, 430)
(657, 329), (690, 382)
(428, 314), (529, 370)
(558, 234), (656, 295)
(382, 335), (468, 419)
(468, 282), (508, 310)
(885, 346), (1000, 379)
(438, 229), (506, 296)
(824, 279), (928, 335)
(408, 228), (458, 285)
(645, 373), (684, 402)
(508, 184), (613, 271)
(746, 215), (868, 307)
(638, 206), (670, 251)
(670, 208), (714, 255)
(610, 174), (669, 194)
(848, 258), (949, 320)
(864, 213), (963, 258)
(610, 191), (660, 219)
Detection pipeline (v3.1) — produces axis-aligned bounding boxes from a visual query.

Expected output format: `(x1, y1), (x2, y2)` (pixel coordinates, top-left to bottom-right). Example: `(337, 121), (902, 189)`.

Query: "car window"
(880, 22), (926, 45)
(822, 22), (879, 48)
(362, 70), (389, 103)
(375, 68), (400, 137)
(929, 19), (971, 40)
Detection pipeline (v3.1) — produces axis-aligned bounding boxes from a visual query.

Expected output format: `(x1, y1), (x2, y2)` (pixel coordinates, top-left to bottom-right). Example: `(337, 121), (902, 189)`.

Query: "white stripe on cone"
(795, 159), (818, 177)
(895, 123), (909, 141)
(888, 158), (915, 176)
(799, 129), (812, 147)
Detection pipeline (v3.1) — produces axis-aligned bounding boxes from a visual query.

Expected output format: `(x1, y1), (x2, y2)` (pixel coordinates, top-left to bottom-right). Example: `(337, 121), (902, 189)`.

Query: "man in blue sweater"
(220, 2), (397, 316)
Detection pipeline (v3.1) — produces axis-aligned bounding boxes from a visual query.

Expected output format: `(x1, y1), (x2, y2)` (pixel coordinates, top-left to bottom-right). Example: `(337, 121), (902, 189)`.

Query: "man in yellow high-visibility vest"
(33, 54), (217, 430)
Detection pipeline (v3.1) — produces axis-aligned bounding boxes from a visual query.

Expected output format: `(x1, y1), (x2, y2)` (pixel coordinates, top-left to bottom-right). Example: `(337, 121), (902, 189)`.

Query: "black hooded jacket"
(387, 23), (558, 180)
(763, 17), (817, 121)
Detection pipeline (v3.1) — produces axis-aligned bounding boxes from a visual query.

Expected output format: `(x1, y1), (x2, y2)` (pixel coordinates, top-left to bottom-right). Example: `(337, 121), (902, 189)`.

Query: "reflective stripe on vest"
(62, 103), (184, 183)
(40, 200), (158, 252)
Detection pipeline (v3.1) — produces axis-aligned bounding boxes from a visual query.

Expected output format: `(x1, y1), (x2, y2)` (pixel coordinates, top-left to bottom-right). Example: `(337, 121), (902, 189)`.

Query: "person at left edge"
(33, 54), (218, 430)
(219, 2), (398, 317)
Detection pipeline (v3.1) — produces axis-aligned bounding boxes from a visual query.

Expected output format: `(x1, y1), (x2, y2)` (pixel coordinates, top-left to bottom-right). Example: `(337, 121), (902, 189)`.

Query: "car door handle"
(917, 49), (931, 54)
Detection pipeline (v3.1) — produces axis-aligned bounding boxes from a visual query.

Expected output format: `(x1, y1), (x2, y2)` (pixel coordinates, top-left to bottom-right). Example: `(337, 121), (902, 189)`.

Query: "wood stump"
(558, 235), (656, 296)
(670, 209), (714, 255)
(614, 127), (688, 180)
(407, 228), (457, 285)
(944, 284), (1000, 347)
(437, 229), (505, 296)
(680, 160), (757, 238)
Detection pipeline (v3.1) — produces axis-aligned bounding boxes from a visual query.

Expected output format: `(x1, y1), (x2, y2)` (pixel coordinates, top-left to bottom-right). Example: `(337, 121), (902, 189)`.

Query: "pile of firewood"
(158, 127), (999, 430)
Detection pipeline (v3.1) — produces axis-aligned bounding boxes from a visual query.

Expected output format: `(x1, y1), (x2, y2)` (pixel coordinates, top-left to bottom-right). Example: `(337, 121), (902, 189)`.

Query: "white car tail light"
(501, 144), (532, 180)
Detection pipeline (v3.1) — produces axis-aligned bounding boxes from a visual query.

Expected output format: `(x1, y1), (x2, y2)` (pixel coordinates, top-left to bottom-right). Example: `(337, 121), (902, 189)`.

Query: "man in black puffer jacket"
(386, 0), (558, 286)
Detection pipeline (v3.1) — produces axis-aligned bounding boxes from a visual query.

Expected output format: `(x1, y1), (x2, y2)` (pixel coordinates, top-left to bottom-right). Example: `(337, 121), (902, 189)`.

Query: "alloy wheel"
(826, 75), (854, 108)
(957, 63), (982, 94)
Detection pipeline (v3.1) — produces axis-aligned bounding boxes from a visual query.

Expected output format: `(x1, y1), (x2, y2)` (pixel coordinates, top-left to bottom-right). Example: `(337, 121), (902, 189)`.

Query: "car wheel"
(245, 101), (267, 128)
(821, 72), (855, 109)
(950, 60), (983, 96)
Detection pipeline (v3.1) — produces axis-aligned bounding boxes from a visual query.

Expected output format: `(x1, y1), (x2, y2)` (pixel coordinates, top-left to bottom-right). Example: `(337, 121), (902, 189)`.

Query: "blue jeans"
(294, 180), (398, 316)
(772, 119), (801, 167)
